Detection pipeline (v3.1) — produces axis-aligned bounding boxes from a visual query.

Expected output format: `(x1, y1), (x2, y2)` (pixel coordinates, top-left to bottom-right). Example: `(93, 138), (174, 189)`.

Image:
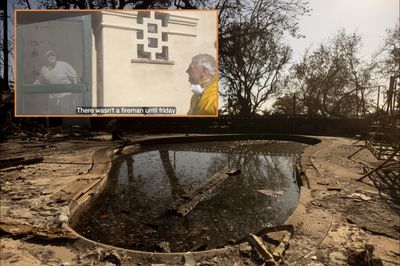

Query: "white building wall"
(94, 10), (217, 115)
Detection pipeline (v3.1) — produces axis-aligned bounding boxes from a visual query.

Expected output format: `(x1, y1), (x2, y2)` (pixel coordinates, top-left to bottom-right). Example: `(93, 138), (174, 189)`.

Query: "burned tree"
(219, 0), (309, 116)
(289, 30), (375, 118)
(374, 22), (400, 78)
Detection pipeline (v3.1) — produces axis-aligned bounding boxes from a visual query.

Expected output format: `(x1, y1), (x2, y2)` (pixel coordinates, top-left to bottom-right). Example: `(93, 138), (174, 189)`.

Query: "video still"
(15, 10), (218, 116)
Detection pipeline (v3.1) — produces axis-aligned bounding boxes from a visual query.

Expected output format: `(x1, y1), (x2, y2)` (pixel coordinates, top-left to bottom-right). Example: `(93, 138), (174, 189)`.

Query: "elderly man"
(186, 54), (217, 115)
(34, 50), (77, 85)
(33, 50), (78, 114)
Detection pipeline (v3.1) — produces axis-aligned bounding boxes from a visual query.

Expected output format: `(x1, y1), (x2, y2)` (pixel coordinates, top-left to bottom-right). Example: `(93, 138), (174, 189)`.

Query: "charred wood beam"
(272, 228), (292, 261)
(0, 157), (43, 170)
(167, 167), (240, 217)
(0, 156), (25, 164)
(235, 224), (294, 245)
(248, 234), (277, 265)
(357, 145), (400, 181)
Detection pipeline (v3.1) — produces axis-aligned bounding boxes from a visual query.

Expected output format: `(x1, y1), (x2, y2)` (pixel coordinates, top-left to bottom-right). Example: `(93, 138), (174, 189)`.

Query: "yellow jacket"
(187, 77), (217, 116)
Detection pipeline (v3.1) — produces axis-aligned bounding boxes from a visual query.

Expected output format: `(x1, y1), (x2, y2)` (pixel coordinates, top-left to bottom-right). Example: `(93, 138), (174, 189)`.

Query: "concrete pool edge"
(65, 134), (323, 263)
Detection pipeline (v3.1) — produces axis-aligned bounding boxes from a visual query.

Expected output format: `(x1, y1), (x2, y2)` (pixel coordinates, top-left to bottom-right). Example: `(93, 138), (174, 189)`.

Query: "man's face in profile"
(186, 59), (203, 85)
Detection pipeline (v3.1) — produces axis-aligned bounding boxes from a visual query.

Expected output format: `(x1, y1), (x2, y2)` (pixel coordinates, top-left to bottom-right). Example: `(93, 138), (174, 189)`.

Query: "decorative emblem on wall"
(136, 11), (170, 62)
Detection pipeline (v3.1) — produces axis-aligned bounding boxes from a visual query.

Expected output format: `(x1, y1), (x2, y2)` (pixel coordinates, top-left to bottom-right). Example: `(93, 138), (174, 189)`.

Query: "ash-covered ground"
(0, 132), (399, 265)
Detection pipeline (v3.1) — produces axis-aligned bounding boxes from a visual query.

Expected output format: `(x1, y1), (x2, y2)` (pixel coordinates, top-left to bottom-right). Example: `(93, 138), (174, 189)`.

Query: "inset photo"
(15, 10), (218, 116)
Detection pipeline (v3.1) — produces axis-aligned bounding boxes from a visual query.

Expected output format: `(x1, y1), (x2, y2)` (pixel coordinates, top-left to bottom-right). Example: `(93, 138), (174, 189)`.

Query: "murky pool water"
(74, 140), (307, 252)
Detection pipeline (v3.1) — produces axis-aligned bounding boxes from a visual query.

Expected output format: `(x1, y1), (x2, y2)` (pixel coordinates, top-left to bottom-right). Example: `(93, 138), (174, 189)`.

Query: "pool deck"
(0, 134), (399, 265)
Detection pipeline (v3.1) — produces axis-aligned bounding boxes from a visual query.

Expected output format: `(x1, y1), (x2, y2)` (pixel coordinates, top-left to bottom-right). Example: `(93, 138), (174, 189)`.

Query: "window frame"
(16, 14), (92, 115)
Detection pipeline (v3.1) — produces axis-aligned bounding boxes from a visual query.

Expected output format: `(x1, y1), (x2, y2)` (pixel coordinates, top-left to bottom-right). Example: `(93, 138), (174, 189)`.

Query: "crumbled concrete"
(0, 135), (399, 265)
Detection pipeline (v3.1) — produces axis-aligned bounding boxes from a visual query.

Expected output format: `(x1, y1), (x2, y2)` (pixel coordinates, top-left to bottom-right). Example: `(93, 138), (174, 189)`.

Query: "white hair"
(193, 54), (216, 76)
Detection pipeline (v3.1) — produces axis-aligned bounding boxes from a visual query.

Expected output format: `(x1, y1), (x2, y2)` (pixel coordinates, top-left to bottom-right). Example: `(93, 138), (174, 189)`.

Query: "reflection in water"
(74, 140), (307, 252)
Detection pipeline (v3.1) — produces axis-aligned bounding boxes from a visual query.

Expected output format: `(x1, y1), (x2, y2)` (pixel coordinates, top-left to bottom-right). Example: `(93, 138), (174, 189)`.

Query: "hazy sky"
(289, 0), (399, 61)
